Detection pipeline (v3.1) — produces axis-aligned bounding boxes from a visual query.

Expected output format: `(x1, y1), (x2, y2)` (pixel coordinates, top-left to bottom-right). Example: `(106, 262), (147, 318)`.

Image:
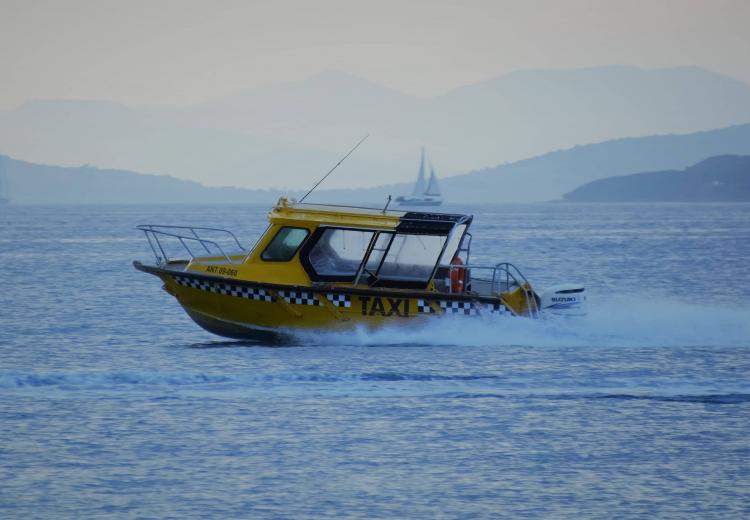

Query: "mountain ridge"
(3, 65), (750, 190)
(562, 155), (750, 202)
(427, 122), (750, 202)
(4, 122), (750, 204)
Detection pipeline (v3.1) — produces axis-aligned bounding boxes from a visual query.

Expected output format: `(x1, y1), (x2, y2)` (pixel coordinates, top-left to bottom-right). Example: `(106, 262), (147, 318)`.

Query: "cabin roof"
(268, 199), (472, 234)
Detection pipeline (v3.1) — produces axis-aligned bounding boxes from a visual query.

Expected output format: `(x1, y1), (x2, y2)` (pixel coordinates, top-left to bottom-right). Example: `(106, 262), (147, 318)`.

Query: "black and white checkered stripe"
(420, 299), (509, 315)
(173, 275), (512, 316)
(439, 300), (480, 316)
(326, 293), (352, 308)
(279, 290), (320, 306)
(174, 275), (212, 291)
(483, 302), (510, 315)
(417, 299), (435, 313)
(173, 276), (273, 302)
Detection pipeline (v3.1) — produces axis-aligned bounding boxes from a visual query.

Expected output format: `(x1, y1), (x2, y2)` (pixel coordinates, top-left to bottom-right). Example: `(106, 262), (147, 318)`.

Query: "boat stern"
(539, 284), (587, 316)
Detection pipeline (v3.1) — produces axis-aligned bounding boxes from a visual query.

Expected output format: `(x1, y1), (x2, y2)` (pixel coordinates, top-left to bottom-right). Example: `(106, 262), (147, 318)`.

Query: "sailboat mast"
(412, 146), (426, 196)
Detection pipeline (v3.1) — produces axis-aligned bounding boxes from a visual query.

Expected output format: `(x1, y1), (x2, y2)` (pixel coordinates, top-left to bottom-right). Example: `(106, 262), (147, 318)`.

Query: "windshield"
(377, 234), (447, 283)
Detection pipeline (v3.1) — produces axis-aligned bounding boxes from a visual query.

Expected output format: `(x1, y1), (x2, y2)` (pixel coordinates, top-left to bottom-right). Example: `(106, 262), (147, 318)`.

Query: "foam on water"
(3, 294), (749, 401)
(5, 294), (743, 398)
(296, 295), (750, 348)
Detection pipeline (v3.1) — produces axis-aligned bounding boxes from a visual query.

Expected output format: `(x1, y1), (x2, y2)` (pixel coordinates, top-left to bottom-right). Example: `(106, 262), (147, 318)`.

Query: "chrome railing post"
(151, 229), (169, 265)
(178, 237), (196, 260)
(191, 228), (212, 255)
(227, 231), (244, 251)
(143, 230), (161, 264)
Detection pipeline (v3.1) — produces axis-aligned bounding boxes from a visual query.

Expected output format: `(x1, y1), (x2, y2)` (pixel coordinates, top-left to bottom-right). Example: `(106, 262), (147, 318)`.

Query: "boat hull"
(134, 261), (518, 340)
(395, 197), (442, 207)
(183, 307), (295, 342)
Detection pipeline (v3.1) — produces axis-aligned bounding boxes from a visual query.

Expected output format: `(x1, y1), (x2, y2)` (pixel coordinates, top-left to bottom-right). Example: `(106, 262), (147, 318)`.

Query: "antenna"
(299, 134), (369, 203)
(382, 195), (392, 214)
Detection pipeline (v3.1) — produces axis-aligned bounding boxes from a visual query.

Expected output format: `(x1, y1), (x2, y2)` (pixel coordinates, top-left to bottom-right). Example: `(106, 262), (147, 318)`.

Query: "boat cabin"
(247, 199), (471, 293)
(139, 198), (487, 295)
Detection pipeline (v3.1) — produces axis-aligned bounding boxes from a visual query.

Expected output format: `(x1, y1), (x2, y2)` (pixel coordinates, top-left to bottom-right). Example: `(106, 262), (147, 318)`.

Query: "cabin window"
(261, 227), (309, 261)
(377, 234), (447, 283)
(307, 228), (375, 278)
(438, 224), (467, 265)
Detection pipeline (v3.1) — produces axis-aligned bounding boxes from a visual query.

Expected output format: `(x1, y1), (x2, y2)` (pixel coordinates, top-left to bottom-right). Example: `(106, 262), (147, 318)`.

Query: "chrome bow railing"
(137, 224), (247, 265)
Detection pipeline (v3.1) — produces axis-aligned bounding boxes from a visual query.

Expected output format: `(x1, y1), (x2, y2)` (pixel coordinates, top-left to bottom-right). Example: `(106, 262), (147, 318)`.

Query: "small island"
(562, 155), (750, 202)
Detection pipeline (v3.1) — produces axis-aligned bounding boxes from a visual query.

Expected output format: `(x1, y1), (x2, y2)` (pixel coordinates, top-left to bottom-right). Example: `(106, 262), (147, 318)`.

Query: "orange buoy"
(450, 255), (466, 293)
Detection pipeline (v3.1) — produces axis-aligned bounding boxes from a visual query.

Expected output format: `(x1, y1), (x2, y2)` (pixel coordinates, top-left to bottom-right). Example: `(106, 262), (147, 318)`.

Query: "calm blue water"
(1, 203), (749, 518)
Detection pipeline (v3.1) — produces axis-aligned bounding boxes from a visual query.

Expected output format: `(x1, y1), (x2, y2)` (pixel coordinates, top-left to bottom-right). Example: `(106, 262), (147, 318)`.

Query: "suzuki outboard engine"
(540, 284), (587, 316)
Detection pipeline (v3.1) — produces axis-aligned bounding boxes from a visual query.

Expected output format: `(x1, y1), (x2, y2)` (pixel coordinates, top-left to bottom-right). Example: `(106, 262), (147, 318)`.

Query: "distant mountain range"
(562, 155), (750, 202)
(1, 66), (750, 190)
(436, 122), (750, 202)
(3, 123), (750, 204)
(0, 154), (279, 204)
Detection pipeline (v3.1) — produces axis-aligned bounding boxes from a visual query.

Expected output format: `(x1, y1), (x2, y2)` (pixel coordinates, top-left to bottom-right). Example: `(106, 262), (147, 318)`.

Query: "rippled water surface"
(1, 203), (749, 518)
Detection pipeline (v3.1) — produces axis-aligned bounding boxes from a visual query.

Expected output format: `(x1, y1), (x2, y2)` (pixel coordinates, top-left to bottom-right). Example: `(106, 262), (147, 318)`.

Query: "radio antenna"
(299, 134), (369, 202)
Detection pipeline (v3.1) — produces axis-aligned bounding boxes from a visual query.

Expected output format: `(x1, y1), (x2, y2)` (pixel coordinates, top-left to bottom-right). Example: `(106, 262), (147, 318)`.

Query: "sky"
(1, 0), (749, 111)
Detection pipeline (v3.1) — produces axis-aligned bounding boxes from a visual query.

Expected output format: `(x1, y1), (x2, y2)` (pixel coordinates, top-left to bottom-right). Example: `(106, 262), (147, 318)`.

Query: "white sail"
(425, 162), (441, 196)
(411, 147), (427, 196)
(395, 147), (442, 206)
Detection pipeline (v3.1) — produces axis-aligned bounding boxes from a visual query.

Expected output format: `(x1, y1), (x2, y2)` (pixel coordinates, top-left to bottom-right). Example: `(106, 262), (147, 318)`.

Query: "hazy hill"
(4, 123), (750, 204)
(562, 155), (750, 202)
(0, 155), (278, 204)
(1, 66), (750, 190)
(436, 123), (750, 202)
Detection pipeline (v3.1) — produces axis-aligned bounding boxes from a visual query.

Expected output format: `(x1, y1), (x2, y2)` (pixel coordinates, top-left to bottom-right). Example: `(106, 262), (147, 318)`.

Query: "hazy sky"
(1, 0), (749, 111)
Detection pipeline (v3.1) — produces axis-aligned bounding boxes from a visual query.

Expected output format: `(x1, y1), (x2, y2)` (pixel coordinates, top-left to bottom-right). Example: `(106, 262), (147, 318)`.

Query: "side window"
(261, 227), (309, 261)
(307, 228), (375, 278)
(438, 224), (467, 265)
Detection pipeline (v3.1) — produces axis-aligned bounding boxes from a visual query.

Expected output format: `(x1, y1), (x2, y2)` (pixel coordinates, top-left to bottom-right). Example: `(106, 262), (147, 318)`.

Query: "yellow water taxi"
(134, 198), (585, 340)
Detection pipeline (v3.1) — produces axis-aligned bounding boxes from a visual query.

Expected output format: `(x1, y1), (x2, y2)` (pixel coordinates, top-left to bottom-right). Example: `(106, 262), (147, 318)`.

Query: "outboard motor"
(540, 284), (587, 316)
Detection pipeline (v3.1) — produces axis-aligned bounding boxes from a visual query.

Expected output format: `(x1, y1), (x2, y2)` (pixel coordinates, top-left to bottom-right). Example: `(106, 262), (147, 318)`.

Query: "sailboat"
(0, 157), (10, 205)
(395, 147), (442, 206)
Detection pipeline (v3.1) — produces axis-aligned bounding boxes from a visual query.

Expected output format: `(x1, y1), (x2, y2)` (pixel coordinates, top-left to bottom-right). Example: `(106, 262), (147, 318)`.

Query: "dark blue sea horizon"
(1, 202), (749, 518)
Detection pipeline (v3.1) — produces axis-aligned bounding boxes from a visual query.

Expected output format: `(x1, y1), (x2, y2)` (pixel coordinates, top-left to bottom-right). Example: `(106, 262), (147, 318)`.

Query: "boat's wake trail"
(293, 295), (750, 348)
(3, 369), (749, 403)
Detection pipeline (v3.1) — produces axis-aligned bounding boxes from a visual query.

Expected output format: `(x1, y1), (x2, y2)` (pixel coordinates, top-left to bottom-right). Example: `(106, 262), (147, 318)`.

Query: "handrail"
(137, 224), (247, 266)
(446, 262), (539, 318)
(138, 224), (245, 250)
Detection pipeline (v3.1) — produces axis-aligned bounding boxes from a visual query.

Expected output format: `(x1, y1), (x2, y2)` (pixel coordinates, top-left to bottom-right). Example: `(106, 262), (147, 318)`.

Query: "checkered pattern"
(439, 300), (480, 316)
(483, 302), (510, 315)
(279, 290), (320, 306)
(417, 299), (435, 314)
(326, 293), (352, 308)
(173, 276), (273, 302)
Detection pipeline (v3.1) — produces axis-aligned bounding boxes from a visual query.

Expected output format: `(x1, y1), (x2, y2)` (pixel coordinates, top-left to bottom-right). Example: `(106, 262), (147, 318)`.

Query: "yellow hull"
(135, 262), (520, 340)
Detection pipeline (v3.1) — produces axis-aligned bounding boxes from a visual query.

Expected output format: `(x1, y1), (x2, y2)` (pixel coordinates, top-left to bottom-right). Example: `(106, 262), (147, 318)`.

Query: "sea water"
(1, 203), (749, 518)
